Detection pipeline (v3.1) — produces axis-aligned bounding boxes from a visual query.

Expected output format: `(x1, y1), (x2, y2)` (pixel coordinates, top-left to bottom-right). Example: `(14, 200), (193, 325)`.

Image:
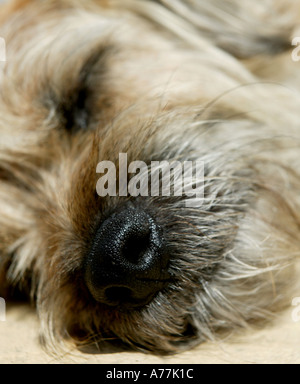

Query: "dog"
(1, 0), (300, 355)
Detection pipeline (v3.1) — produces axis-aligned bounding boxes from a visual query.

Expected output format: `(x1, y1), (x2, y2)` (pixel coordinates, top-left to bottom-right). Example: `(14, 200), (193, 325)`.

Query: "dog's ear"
(153, 0), (300, 58)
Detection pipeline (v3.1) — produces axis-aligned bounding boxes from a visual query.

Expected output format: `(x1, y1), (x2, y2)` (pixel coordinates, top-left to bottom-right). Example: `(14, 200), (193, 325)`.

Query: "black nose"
(84, 208), (170, 309)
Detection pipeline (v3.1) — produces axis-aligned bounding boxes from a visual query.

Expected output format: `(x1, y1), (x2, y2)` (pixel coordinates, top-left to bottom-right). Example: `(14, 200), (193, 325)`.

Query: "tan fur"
(1, 0), (300, 354)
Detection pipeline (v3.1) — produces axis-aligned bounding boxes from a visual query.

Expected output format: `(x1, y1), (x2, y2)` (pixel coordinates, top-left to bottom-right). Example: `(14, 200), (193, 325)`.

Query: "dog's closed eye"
(58, 81), (90, 133)
(45, 45), (110, 134)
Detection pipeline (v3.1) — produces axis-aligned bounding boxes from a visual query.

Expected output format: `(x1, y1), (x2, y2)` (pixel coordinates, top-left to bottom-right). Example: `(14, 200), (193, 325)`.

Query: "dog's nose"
(84, 208), (170, 308)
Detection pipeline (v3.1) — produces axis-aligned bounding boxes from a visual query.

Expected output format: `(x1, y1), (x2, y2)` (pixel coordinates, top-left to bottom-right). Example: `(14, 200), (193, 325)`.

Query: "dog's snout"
(84, 208), (170, 308)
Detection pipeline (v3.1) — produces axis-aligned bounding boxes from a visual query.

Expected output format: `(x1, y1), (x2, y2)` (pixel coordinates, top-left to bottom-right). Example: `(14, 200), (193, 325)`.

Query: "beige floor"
(0, 303), (300, 364)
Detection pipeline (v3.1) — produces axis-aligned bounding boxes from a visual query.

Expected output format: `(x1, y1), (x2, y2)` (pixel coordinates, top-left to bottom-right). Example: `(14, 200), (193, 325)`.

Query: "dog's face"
(1, 0), (300, 354)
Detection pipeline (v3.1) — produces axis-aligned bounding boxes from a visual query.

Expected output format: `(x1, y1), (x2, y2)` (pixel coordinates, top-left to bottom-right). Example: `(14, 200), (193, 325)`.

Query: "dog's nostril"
(84, 208), (170, 308)
(123, 231), (151, 264)
(105, 287), (133, 304)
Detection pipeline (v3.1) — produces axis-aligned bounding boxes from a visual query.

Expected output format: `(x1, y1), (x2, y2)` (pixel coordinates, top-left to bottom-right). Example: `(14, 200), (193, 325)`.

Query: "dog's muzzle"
(84, 208), (170, 309)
